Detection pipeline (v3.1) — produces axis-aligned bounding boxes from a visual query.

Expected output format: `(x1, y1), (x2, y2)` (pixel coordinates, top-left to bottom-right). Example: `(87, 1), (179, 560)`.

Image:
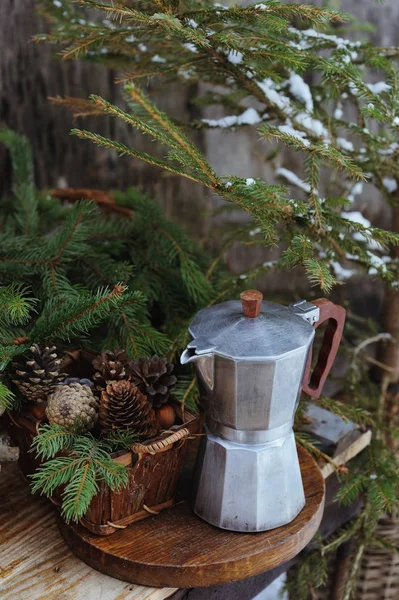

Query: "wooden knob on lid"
(240, 290), (263, 318)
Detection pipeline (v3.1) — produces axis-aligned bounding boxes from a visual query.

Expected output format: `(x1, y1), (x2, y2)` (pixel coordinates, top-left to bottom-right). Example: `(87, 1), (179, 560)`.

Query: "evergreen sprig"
(0, 129), (230, 411)
(31, 426), (129, 522)
(0, 283), (37, 331)
(37, 0), (399, 291)
(0, 381), (16, 412)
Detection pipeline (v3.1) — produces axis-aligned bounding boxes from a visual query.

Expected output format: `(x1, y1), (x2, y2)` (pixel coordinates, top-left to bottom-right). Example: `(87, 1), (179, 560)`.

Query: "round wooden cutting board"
(57, 445), (325, 588)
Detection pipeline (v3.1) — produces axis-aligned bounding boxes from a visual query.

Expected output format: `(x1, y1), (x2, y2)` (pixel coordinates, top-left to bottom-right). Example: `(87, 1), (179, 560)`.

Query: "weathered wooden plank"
(0, 463), (177, 600)
(300, 403), (373, 479)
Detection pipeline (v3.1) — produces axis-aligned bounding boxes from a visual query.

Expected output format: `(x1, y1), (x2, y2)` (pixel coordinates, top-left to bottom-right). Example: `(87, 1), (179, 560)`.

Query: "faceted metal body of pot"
(199, 351), (309, 433)
(181, 300), (317, 435)
(193, 430), (305, 532)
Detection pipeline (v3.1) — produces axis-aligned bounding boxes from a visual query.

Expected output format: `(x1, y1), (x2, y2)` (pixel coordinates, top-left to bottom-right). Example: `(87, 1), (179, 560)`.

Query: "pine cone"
(92, 348), (130, 390)
(129, 356), (177, 408)
(11, 344), (66, 403)
(99, 380), (159, 439)
(46, 382), (99, 432)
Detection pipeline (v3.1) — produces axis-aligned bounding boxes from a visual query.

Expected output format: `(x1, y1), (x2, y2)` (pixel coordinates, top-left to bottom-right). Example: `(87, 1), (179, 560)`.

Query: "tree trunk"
(378, 202), (399, 450)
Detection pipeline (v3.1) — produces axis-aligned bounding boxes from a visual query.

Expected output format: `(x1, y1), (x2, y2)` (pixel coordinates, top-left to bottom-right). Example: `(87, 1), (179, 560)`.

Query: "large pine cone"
(129, 356), (177, 408)
(99, 380), (159, 439)
(46, 382), (99, 432)
(11, 344), (66, 403)
(92, 348), (130, 390)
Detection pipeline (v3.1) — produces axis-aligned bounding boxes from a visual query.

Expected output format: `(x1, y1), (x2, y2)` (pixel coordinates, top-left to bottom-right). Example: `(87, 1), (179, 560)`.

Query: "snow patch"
(183, 42), (198, 53)
(246, 178), (256, 186)
(367, 81), (391, 94)
(202, 107), (262, 128)
(383, 177), (398, 194)
(342, 211), (383, 249)
(337, 138), (354, 152)
(367, 251), (388, 275)
(343, 211), (371, 229)
(262, 261), (277, 268)
(276, 168), (311, 193)
(334, 102), (343, 120)
(103, 19), (116, 30)
(331, 262), (355, 281)
(289, 27), (361, 50)
(278, 123), (311, 147)
(249, 227), (262, 237)
(257, 78), (293, 112)
(288, 73), (313, 113)
(347, 182), (363, 203)
(295, 112), (329, 139)
(152, 55), (166, 63)
(379, 143), (399, 156)
(227, 50), (243, 65)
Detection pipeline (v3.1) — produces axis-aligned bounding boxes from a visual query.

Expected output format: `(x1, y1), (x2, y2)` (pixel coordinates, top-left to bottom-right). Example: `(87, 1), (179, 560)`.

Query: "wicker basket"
(356, 516), (399, 599)
(5, 402), (202, 536)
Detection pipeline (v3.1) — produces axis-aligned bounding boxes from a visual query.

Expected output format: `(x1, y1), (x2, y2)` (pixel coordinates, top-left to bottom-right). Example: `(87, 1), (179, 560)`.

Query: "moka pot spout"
(180, 338), (214, 394)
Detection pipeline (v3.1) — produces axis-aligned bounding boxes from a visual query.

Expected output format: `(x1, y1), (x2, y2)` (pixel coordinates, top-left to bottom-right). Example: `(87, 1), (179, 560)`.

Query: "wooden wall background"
(0, 0), (398, 299)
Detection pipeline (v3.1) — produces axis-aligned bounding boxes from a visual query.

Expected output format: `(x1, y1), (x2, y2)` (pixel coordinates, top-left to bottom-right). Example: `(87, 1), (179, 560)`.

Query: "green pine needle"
(31, 432), (129, 523)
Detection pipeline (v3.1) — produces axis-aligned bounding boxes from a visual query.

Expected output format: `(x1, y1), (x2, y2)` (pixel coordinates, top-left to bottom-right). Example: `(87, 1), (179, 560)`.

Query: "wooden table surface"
(0, 462), (178, 600)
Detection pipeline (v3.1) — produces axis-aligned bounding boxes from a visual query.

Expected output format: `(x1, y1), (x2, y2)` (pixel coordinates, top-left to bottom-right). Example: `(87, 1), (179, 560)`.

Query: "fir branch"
(30, 284), (127, 341)
(31, 433), (129, 522)
(0, 128), (38, 234)
(103, 429), (139, 450)
(172, 374), (198, 414)
(49, 95), (107, 117)
(0, 284), (37, 325)
(157, 226), (213, 304)
(31, 455), (83, 497)
(71, 128), (212, 186)
(0, 381), (15, 412)
(125, 84), (219, 187)
(30, 423), (77, 460)
(335, 473), (368, 506)
(316, 396), (375, 428)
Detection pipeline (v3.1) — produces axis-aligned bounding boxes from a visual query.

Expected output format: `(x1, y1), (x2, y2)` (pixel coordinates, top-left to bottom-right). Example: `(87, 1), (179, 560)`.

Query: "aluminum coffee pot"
(181, 291), (345, 532)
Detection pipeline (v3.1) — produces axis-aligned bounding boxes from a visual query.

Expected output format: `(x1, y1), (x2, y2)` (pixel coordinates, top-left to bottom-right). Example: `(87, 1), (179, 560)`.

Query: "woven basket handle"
(130, 427), (191, 455)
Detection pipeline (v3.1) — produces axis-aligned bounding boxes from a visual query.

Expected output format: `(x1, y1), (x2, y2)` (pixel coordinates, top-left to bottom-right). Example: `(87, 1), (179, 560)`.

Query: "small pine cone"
(46, 382), (99, 432)
(11, 344), (66, 403)
(92, 348), (130, 390)
(129, 356), (177, 408)
(99, 380), (159, 439)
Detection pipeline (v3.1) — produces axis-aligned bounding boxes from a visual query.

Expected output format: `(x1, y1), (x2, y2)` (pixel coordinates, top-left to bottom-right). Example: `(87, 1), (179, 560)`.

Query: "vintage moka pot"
(181, 291), (346, 532)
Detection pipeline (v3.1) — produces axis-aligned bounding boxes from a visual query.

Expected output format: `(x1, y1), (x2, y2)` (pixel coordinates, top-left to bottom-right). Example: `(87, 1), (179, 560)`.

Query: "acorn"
(28, 402), (48, 421)
(155, 405), (176, 429)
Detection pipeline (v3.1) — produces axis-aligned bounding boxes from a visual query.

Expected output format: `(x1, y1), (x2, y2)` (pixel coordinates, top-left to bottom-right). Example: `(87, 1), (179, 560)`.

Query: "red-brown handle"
(302, 299), (346, 398)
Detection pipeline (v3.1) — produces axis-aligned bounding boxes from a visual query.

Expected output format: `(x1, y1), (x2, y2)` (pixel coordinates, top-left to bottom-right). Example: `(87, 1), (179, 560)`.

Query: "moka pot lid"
(186, 294), (317, 361)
